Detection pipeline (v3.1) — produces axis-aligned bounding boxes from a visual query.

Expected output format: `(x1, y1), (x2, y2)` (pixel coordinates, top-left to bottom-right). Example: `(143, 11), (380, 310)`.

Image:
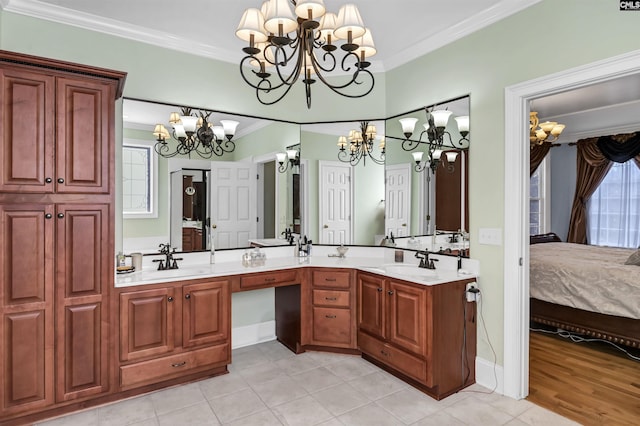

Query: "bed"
(529, 236), (640, 348)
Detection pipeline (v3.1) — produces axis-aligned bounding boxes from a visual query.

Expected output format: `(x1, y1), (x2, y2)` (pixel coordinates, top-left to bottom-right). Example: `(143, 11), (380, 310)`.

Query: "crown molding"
(1, 0), (237, 62)
(384, 0), (541, 71)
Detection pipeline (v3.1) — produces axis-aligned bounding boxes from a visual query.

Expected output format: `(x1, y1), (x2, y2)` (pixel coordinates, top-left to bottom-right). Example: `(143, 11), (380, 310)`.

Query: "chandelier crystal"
(399, 108), (469, 173)
(236, 0), (376, 108)
(337, 121), (385, 166)
(529, 111), (565, 146)
(153, 107), (239, 159)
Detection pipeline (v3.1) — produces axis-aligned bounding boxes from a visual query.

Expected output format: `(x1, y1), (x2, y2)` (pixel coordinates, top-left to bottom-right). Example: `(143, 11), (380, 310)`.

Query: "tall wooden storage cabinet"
(0, 50), (126, 422)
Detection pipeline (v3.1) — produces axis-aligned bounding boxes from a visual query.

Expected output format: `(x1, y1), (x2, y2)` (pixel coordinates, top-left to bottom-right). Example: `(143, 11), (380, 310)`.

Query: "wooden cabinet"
(0, 50), (125, 423)
(182, 227), (203, 252)
(118, 278), (231, 390)
(357, 272), (476, 400)
(304, 268), (356, 350)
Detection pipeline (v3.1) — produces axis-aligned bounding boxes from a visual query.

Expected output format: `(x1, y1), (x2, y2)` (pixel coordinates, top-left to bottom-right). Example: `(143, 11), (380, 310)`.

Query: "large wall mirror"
(121, 95), (470, 256)
(384, 95), (470, 254)
(122, 98), (300, 254)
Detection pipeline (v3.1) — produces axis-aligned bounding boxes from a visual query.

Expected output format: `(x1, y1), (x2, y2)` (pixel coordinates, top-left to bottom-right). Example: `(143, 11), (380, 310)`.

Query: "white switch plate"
(478, 228), (502, 245)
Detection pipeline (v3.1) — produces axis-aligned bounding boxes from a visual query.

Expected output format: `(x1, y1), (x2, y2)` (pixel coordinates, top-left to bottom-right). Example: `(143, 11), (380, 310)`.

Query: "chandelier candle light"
(337, 121), (385, 166)
(529, 111), (565, 146)
(153, 108), (239, 159)
(399, 109), (469, 173)
(236, 0), (376, 108)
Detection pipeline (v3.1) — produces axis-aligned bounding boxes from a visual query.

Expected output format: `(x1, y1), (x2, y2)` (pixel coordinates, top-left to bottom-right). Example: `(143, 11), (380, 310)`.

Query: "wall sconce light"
(153, 107), (239, 159)
(277, 144), (300, 173)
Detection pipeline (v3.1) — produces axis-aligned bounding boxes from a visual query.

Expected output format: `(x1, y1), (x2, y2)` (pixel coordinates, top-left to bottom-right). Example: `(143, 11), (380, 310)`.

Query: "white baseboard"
(475, 356), (504, 395)
(231, 320), (276, 349)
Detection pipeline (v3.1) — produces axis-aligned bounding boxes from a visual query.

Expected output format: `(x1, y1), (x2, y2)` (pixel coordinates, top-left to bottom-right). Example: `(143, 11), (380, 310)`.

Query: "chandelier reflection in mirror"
(398, 109), (469, 173)
(235, 0), (375, 109)
(276, 144), (300, 173)
(337, 121), (385, 166)
(153, 107), (239, 159)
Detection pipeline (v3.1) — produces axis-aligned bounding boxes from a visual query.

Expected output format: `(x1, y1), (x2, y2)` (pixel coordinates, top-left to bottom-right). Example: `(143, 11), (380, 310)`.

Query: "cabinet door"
(56, 77), (113, 194)
(183, 280), (230, 348)
(357, 273), (385, 338)
(0, 204), (55, 414)
(55, 204), (110, 401)
(387, 280), (428, 356)
(120, 288), (176, 362)
(0, 67), (55, 193)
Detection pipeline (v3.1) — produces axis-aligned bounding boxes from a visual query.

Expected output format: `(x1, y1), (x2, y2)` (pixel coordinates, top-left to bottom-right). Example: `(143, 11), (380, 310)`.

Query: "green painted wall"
(3, 0), (640, 366)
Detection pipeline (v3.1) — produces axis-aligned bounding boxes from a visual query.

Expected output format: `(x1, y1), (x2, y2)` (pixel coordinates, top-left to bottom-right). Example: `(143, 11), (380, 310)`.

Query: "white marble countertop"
(116, 246), (479, 288)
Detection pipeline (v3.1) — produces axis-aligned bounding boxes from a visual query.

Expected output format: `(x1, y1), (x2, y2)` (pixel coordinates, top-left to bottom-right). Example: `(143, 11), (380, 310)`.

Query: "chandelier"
(337, 121), (385, 166)
(398, 109), (469, 173)
(276, 144), (300, 173)
(530, 111), (565, 146)
(153, 107), (239, 159)
(235, 0), (375, 108)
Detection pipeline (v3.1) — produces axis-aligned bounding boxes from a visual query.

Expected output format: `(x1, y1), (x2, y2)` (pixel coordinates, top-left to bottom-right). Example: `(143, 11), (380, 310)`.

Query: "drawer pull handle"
(325, 278), (337, 282)
(325, 314), (337, 319)
(325, 297), (337, 301)
(264, 277), (276, 282)
(380, 350), (389, 357)
(171, 361), (187, 367)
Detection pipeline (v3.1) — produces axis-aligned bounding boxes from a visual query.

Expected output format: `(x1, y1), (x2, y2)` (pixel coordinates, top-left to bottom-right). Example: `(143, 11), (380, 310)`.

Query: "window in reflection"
(122, 141), (157, 219)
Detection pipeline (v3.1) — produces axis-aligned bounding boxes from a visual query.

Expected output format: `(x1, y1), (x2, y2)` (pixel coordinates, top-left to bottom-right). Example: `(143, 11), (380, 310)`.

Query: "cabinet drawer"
(312, 307), (352, 346)
(120, 343), (229, 389)
(240, 270), (298, 289)
(358, 331), (428, 384)
(312, 270), (351, 288)
(312, 289), (350, 307)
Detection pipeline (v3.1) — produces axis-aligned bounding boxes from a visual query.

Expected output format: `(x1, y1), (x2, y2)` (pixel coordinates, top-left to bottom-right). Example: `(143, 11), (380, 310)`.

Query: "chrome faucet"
(153, 243), (182, 270)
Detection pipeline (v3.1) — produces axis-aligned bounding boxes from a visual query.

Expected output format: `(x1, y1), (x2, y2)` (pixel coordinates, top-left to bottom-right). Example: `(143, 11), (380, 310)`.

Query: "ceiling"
(6, 0), (640, 142)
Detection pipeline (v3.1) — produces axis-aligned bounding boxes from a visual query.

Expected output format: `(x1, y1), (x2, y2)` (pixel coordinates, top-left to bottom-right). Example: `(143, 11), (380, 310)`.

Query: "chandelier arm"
(311, 65), (375, 98)
(154, 142), (180, 158)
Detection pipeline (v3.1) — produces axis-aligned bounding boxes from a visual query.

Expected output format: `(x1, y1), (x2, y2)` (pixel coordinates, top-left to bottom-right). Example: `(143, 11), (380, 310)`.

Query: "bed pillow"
(625, 249), (640, 265)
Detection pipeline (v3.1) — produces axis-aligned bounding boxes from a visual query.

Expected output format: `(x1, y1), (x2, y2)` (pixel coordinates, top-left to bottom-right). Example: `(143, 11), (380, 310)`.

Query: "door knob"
(212, 224), (217, 229)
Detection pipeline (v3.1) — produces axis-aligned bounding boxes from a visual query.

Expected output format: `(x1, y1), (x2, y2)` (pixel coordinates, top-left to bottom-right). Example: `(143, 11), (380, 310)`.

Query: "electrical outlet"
(466, 282), (479, 302)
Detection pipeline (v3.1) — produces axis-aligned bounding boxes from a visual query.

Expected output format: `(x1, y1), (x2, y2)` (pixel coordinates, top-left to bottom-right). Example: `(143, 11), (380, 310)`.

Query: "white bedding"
(530, 242), (640, 320)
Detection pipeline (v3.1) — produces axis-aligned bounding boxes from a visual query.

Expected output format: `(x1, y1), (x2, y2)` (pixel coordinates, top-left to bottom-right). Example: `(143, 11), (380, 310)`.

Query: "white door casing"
(385, 163), (411, 238)
(169, 170), (183, 250)
(210, 162), (257, 249)
(319, 161), (352, 244)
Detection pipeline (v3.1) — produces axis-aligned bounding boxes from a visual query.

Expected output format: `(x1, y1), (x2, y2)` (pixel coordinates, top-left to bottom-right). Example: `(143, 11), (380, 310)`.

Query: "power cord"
(530, 327), (640, 362)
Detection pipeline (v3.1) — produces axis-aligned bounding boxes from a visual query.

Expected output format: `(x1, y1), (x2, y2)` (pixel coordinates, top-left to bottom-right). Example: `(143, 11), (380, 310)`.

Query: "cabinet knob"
(377, 288), (383, 292)
(185, 294), (191, 300)
(387, 290), (394, 295)
(57, 178), (64, 184)
(57, 213), (65, 219)
(45, 213), (52, 219)
(45, 177), (52, 183)
(167, 296), (174, 302)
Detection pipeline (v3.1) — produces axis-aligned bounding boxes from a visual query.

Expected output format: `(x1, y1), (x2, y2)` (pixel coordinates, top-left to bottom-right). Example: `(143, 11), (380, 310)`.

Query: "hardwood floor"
(528, 330), (640, 425)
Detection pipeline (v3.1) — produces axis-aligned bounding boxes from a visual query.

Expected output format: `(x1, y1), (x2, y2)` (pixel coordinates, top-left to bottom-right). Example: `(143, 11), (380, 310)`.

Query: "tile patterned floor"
(37, 341), (578, 426)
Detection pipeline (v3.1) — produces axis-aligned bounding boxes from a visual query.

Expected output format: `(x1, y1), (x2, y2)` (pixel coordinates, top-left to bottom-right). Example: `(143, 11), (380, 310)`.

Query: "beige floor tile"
(250, 375), (309, 407)
(325, 356), (378, 380)
(444, 395), (514, 425)
(223, 409), (283, 425)
(230, 348), (271, 370)
(199, 373), (249, 400)
(207, 387), (267, 424)
(97, 395), (157, 426)
(411, 410), (466, 425)
(311, 382), (370, 416)
(149, 382), (206, 416)
(275, 352), (320, 375)
(516, 405), (582, 426)
(375, 388), (442, 424)
(36, 409), (99, 426)
(305, 350), (357, 366)
(271, 395), (333, 426)
(237, 361), (287, 385)
(157, 401), (219, 425)
(337, 403), (404, 426)
(348, 371), (407, 401)
(290, 366), (345, 393)
(128, 418), (159, 426)
(256, 340), (297, 362)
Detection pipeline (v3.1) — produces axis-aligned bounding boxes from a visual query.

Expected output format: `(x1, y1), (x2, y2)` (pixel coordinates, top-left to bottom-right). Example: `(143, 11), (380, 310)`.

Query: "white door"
(169, 170), (184, 250)
(319, 161), (352, 244)
(385, 163), (411, 237)
(210, 162), (257, 249)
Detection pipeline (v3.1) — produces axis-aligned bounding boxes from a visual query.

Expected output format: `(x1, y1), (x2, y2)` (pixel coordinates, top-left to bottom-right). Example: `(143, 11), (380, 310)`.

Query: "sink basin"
(139, 266), (212, 280)
(365, 264), (439, 282)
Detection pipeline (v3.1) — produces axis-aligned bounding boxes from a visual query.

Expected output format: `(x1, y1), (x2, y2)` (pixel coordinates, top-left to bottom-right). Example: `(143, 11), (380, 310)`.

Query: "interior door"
(210, 162), (257, 249)
(319, 161), (351, 244)
(385, 163), (411, 237)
